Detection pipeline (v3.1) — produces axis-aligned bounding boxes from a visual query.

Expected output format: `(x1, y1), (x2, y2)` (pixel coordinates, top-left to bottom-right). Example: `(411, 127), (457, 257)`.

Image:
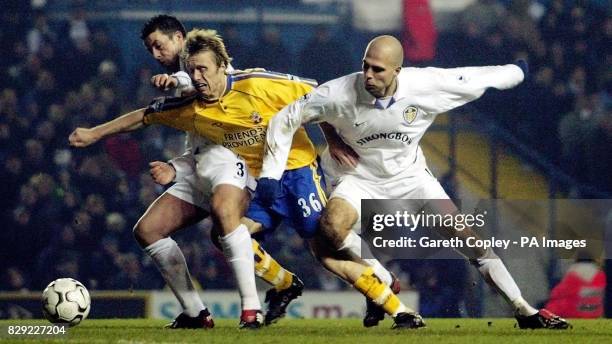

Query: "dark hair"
(140, 15), (186, 41)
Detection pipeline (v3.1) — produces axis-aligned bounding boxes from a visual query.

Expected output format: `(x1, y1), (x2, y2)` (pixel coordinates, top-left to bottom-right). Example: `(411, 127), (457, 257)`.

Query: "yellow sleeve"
(143, 95), (197, 132)
(260, 80), (314, 111)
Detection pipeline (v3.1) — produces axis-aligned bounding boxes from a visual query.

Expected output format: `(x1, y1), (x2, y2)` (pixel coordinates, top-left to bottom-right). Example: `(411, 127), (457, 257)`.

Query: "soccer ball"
(42, 278), (91, 326)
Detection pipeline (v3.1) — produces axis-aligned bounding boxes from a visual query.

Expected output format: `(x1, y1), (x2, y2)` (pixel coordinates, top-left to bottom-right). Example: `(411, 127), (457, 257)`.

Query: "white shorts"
(166, 179), (209, 211)
(327, 165), (450, 233)
(167, 145), (256, 211)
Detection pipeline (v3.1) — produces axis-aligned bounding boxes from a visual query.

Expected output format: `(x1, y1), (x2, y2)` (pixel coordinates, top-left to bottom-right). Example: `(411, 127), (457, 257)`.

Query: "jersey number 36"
(298, 193), (322, 217)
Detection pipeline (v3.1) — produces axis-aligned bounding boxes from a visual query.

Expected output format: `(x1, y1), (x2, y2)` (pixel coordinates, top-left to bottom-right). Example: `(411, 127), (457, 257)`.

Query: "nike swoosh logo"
(354, 121), (366, 127)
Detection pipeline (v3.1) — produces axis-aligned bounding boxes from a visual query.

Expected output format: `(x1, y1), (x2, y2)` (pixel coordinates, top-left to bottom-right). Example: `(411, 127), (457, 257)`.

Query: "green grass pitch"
(1, 318), (611, 343)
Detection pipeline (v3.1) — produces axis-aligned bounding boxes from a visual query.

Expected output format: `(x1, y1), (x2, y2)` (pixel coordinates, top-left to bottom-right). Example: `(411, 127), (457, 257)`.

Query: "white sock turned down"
(340, 230), (393, 286)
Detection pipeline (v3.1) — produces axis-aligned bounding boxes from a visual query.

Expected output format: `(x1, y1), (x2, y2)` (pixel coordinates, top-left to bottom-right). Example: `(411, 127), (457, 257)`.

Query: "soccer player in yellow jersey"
(69, 28), (327, 327)
(144, 29), (326, 242)
(140, 16), (308, 328)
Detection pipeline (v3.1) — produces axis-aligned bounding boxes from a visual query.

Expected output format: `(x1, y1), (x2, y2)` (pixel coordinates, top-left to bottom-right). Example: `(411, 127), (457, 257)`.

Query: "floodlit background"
(0, 0), (610, 320)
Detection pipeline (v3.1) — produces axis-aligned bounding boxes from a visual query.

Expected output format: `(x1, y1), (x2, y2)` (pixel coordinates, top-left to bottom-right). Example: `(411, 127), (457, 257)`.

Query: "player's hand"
(514, 59), (529, 80)
(255, 177), (281, 207)
(150, 73), (178, 91)
(328, 136), (359, 168)
(69, 127), (101, 147)
(149, 161), (176, 185)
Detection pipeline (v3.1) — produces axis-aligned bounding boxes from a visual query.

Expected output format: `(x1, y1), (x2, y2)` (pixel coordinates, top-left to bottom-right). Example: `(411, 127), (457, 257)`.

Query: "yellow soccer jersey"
(143, 71), (317, 177)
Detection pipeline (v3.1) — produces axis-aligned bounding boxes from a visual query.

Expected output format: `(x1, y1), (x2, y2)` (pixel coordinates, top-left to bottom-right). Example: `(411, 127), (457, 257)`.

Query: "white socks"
(145, 237), (205, 317)
(219, 224), (261, 311)
(473, 249), (538, 316)
(145, 227), (261, 315)
(340, 231), (393, 286)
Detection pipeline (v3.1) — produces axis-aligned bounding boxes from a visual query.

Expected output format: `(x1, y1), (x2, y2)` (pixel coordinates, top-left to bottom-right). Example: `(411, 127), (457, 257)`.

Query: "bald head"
(365, 35), (403, 69)
(361, 35), (403, 98)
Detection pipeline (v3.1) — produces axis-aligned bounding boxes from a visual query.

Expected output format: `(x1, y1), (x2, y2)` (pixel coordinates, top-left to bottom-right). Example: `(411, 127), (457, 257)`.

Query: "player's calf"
(319, 199), (358, 249)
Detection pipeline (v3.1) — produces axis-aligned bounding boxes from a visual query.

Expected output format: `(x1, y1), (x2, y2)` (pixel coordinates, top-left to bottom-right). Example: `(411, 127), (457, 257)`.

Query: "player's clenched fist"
(150, 73), (178, 90)
(149, 161), (175, 185)
(69, 128), (100, 147)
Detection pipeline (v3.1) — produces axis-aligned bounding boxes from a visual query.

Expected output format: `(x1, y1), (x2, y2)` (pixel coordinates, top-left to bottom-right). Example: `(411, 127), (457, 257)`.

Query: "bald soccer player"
(257, 35), (570, 330)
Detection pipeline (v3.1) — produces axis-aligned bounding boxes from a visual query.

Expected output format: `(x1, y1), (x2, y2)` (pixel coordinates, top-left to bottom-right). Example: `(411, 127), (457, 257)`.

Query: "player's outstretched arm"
(320, 122), (359, 168)
(256, 94), (320, 206)
(68, 108), (146, 147)
(514, 59), (529, 79)
(257, 82), (342, 205)
(259, 85), (339, 181)
(260, 102), (310, 180)
(417, 62), (527, 116)
(256, 103), (303, 206)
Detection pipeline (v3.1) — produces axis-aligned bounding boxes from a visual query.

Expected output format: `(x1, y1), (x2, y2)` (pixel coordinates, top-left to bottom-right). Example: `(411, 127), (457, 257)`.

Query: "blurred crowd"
(436, 0), (611, 194)
(0, 3), (348, 295)
(1, 5), (170, 291)
(1, 0), (609, 318)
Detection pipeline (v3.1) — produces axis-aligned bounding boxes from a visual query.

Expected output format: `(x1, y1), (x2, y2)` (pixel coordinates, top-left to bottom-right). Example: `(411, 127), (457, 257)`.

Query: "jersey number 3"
(236, 162), (245, 177)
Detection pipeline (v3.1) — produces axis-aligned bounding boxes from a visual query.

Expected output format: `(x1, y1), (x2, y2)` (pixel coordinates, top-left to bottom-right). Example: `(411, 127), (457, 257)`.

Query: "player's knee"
(133, 218), (163, 247)
(309, 237), (326, 259)
(313, 249), (350, 281)
(318, 255), (335, 271)
(211, 199), (236, 222)
(319, 211), (350, 248)
(312, 246), (334, 271)
(210, 198), (242, 233)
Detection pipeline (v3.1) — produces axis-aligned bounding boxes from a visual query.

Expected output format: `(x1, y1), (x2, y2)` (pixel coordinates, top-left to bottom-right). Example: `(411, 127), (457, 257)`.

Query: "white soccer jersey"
(260, 64), (525, 181)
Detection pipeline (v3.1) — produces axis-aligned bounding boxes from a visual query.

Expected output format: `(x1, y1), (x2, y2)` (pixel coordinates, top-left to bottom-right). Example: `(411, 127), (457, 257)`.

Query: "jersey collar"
(374, 97), (396, 109)
(223, 74), (233, 97)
